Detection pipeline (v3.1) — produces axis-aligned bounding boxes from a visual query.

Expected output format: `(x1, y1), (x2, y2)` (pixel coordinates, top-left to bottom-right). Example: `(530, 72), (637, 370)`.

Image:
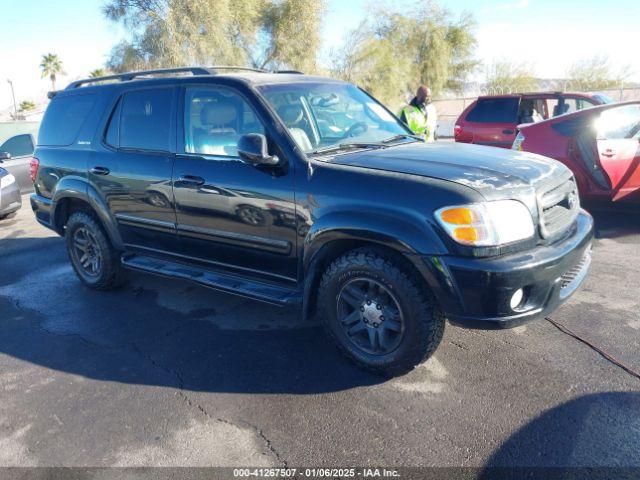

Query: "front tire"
(317, 248), (445, 376)
(65, 211), (125, 290)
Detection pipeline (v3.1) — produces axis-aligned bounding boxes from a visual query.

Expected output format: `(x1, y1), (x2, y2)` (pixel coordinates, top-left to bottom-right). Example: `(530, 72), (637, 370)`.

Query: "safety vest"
(400, 104), (437, 142)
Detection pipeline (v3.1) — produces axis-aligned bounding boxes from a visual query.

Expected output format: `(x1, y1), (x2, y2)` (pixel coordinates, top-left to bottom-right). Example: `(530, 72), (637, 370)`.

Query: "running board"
(121, 254), (302, 307)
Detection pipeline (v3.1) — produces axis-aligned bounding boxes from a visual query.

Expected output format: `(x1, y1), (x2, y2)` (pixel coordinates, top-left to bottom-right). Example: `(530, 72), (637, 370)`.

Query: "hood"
(327, 142), (567, 198)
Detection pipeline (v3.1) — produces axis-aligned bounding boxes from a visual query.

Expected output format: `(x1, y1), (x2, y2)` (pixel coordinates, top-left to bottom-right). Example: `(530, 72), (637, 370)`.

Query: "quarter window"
(38, 94), (96, 146)
(184, 87), (265, 156)
(120, 88), (174, 152)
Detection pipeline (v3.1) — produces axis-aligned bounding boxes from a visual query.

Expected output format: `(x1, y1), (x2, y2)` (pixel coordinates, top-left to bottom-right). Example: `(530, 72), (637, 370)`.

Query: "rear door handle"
(90, 166), (110, 175)
(601, 150), (616, 158)
(177, 175), (205, 186)
(503, 129), (514, 135)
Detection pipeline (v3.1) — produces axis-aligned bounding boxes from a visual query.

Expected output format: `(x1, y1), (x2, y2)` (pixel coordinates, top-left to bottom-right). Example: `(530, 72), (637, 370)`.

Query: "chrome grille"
(537, 174), (580, 240)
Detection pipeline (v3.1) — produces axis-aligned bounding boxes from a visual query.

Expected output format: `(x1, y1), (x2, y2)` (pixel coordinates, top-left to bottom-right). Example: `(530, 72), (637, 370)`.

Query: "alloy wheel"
(336, 278), (404, 355)
(72, 227), (102, 277)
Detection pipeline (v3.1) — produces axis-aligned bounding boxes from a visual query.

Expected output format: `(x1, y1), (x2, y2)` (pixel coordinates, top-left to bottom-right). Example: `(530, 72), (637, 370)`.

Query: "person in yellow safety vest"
(399, 85), (438, 142)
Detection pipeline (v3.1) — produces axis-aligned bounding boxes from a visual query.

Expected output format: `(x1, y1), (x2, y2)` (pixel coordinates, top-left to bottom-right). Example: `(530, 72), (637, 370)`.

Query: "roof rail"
(66, 67), (213, 89)
(65, 65), (303, 90)
(208, 66), (268, 74)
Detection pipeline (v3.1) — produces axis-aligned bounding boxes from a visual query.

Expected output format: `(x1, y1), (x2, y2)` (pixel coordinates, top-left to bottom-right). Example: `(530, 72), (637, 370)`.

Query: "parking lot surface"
(0, 195), (639, 468)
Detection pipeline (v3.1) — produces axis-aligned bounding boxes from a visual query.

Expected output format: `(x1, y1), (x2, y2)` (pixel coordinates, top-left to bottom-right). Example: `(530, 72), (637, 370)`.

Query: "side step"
(121, 254), (302, 307)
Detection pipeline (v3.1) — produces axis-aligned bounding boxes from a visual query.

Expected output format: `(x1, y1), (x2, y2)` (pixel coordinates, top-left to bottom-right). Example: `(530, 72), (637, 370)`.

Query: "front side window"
(184, 87), (265, 156)
(258, 82), (408, 153)
(595, 104), (640, 140)
(0, 134), (34, 157)
(120, 88), (173, 152)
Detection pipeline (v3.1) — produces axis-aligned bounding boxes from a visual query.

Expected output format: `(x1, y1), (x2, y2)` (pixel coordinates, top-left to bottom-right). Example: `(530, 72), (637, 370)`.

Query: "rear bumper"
(30, 193), (56, 231)
(0, 183), (22, 216)
(422, 210), (594, 329)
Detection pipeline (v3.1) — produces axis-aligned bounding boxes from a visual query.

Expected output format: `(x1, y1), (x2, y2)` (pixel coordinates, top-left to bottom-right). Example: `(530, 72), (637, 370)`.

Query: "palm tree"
(40, 53), (64, 91)
(89, 68), (108, 78)
(19, 100), (36, 112)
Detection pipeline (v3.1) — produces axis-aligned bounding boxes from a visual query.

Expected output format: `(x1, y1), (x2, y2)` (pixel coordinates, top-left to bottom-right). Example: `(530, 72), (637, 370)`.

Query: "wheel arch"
(51, 177), (124, 249)
(302, 218), (447, 321)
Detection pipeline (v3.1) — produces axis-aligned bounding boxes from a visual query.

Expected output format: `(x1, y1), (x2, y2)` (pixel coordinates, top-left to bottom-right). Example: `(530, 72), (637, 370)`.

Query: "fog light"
(510, 288), (524, 310)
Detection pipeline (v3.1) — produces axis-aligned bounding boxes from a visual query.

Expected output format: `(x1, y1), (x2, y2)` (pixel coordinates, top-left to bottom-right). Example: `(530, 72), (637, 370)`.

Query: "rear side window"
(38, 94), (96, 146)
(120, 88), (173, 152)
(466, 98), (519, 123)
(0, 134), (34, 157)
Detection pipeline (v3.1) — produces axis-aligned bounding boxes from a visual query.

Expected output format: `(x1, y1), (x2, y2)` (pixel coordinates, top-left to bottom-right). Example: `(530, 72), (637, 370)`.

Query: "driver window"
(184, 87), (265, 157)
(595, 105), (640, 140)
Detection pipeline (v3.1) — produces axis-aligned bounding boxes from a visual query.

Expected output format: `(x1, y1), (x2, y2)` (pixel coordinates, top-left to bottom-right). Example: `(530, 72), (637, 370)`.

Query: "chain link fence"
(433, 83), (640, 138)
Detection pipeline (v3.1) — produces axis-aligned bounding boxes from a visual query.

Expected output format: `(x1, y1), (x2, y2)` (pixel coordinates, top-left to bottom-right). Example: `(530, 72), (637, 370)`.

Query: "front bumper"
(424, 209), (594, 328)
(0, 182), (22, 216)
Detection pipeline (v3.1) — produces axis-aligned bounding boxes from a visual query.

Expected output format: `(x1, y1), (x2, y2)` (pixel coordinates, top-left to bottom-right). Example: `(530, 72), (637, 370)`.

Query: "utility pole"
(7, 79), (17, 119)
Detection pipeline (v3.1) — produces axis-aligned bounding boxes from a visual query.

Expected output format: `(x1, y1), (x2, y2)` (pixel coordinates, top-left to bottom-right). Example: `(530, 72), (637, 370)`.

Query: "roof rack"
(65, 65), (276, 90)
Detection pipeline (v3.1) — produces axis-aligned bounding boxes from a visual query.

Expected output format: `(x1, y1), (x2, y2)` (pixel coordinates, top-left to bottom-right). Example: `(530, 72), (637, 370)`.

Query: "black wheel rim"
(72, 227), (102, 277)
(336, 278), (404, 356)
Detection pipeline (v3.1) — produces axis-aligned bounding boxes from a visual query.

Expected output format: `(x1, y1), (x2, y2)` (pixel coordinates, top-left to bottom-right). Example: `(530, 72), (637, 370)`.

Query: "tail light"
(454, 124), (462, 138)
(29, 157), (40, 183)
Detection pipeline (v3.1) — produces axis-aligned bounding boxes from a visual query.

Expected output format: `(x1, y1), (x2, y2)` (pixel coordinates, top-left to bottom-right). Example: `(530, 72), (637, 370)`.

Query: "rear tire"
(317, 247), (445, 376)
(65, 211), (125, 290)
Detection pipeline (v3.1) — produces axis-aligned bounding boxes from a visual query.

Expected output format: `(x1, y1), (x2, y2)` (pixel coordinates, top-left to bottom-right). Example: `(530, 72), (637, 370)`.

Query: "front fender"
(51, 177), (124, 249)
(303, 210), (448, 271)
(301, 210), (462, 320)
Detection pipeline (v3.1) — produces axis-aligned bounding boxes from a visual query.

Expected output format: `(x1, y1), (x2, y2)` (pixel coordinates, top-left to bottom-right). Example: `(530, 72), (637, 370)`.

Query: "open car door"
(595, 104), (640, 201)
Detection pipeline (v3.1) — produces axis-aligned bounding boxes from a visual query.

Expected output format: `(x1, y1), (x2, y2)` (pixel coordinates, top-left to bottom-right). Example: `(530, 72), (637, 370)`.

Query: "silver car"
(0, 167), (21, 219)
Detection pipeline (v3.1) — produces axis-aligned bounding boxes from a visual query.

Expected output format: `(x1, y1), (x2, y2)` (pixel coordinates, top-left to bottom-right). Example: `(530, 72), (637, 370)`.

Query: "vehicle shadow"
(583, 202), (640, 240)
(478, 392), (640, 479)
(0, 237), (384, 394)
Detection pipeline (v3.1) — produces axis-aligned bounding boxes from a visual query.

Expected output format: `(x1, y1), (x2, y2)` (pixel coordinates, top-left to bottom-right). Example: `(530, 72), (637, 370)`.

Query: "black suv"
(31, 67), (594, 375)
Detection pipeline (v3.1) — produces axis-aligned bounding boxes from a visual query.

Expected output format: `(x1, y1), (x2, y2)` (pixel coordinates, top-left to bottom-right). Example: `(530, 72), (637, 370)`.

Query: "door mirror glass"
(0, 151), (11, 161)
(237, 134), (279, 166)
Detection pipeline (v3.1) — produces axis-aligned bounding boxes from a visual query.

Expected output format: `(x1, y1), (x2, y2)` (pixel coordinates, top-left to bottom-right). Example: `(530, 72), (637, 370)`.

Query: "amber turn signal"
(440, 207), (474, 225)
(453, 227), (479, 242)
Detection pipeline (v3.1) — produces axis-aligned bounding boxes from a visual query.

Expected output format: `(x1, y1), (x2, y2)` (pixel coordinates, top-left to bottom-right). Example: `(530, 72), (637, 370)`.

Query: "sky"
(1, 0), (639, 111)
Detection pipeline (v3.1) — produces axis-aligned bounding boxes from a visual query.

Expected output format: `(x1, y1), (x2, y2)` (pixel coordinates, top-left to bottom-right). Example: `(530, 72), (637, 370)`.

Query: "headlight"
(0, 173), (15, 189)
(435, 200), (535, 247)
(512, 131), (525, 150)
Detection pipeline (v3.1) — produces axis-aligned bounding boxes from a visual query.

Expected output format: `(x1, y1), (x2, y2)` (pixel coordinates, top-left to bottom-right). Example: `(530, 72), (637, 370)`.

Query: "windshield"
(257, 82), (411, 153)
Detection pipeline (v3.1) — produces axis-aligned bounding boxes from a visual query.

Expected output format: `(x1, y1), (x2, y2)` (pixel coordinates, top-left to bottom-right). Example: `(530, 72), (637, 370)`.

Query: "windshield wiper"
(381, 133), (424, 144)
(309, 142), (387, 156)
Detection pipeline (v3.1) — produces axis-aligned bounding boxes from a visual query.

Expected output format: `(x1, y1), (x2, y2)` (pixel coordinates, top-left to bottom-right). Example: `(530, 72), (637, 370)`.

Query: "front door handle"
(601, 150), (616, 158)
(503, 129), (514, 135)
(90, 166), (110, 175)
(177, 175), (205, 186)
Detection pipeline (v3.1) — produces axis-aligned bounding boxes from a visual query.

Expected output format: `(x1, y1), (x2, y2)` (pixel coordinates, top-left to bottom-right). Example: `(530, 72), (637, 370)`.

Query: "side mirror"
(237, 134), (280, 166)
(0, 152), (10, 162)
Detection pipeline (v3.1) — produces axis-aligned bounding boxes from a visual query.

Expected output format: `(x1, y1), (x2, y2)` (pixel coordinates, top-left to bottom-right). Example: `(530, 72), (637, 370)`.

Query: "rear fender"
(51, 177), (123, 249)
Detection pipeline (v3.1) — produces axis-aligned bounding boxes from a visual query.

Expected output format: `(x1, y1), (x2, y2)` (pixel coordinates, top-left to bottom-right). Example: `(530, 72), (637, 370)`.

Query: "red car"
(454, 92), (611, 148)
(514, 101), (640, 203)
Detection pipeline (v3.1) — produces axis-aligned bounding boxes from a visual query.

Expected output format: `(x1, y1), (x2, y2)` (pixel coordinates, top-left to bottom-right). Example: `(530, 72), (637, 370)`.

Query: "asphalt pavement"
(0, 195), (639, 469)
